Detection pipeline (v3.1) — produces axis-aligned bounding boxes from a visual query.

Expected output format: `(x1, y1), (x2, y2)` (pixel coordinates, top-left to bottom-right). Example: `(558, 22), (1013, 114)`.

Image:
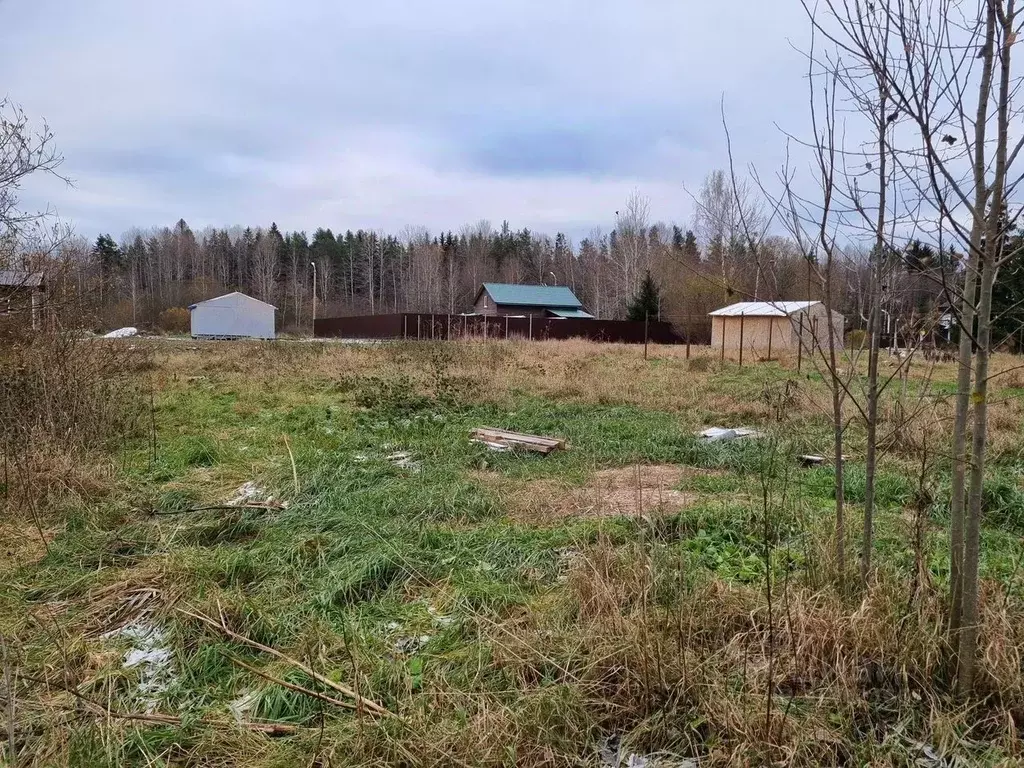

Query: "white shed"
(189, 292), (276, 340)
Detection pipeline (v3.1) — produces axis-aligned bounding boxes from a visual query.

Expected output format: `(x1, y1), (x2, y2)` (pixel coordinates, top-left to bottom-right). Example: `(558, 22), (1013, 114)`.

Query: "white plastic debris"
(103, 326), (139, 339)
(392, 635), (432, 654)
(385, 451), (421, 473)
(103, 621), (175, 712)
(699, 426), (764, 442)
(427, 605), (454, 627)
(226, 481), (264, 506)
(700, 427), (737, 442)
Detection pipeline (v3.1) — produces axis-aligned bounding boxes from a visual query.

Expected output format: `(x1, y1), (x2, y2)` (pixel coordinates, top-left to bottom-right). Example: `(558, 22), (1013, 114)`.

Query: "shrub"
(0, 326), (147, 509)
(157, 306), (190, 333)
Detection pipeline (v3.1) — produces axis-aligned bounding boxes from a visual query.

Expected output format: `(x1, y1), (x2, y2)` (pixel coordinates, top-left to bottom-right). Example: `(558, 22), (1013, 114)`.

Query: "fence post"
(529, 314), (533, 341)
(812, 318), (819, 354)
(685, 314), (691, 359)
(738, 314), (745, 367)
(484, 316), (488, 341)
(797, 315), (804, 372)
(720, 317), (726, 362)
(644, 313), (649, 360)
(767, 318), (773, 362)
(417, 315), (421, 340)
(505, 316), (509, 340)
(403, 315), (408, 340)
(447, 314), (451, 340)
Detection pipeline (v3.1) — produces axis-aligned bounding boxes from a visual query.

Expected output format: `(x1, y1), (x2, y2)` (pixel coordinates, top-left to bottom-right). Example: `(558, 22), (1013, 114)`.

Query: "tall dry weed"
(0, 326), (147, 511)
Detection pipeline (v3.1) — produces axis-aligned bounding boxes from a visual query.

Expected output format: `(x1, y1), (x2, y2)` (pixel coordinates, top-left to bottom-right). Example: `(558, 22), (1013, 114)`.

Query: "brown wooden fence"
(314, 313), (687, 345)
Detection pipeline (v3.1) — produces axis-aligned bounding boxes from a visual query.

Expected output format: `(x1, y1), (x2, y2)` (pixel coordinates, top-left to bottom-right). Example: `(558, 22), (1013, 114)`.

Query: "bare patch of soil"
(478, 464), (709, 523)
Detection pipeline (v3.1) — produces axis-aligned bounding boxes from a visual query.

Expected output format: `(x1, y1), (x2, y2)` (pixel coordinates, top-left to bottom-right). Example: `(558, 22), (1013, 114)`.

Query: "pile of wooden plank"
(470, 427), (567, 454)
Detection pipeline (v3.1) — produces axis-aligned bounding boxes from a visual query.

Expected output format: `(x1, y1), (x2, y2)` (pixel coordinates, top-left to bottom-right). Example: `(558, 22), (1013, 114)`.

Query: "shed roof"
(478, 283), (583, 308)
(188, 291), (277, 311)
(0, 270), (44, 289)
(709, 300), (819, 317)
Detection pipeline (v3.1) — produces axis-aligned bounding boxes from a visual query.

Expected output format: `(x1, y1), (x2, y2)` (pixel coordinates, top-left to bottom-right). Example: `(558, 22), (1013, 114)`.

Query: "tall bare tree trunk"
(949, 224), (982, 644)
(861, 86), (889, 585)
(950, 0), (996, 660)
(958, 0), (1011, 694)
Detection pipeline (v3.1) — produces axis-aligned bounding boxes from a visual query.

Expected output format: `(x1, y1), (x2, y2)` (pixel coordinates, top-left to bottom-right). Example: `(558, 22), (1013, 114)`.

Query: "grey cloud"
(1, 0), (815, 241)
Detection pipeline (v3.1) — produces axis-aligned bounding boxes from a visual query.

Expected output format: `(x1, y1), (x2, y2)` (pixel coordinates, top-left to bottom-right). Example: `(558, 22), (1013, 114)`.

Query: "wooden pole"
(447, 314), (451, 340)
(505, 316), (509, 340)
(767, 318), (773, 362)
(529, 314), (533, 340)
(644, 313), (649, 360)
(720, 317), (726, 362)
(417, 315), (421, 340)
(403, 315), (408, 340)
(797, 314), (804, 373)
(484, 316), (488, 341)
(685, 313), (691, 359)
(738, 314), (745, 367)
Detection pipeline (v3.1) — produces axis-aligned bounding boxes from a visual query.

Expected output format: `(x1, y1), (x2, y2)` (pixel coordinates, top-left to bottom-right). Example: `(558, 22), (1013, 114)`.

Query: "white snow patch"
(103, 327), (139, 339)
(103, 621), (175, 712)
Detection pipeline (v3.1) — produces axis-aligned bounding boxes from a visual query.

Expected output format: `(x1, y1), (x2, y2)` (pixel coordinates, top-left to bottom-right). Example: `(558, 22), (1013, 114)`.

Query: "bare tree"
(251, 228), (280, 304)
(805, 0), (1024, 693)
(612, 190), (651, 310)
(0, 99), (63, 245)
(693, 170), (769, 299)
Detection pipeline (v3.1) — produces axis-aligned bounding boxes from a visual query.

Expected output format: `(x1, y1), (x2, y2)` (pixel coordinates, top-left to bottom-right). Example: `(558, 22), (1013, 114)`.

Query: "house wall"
(1, 287), (45, 330)
(710, 309), (844, 360)
(191, 294), (275, 339)
(711, 316), (787, 357)
(474, 293), (497, 316)
(473, 293), (550, 317)
(791, 304), (845, 353)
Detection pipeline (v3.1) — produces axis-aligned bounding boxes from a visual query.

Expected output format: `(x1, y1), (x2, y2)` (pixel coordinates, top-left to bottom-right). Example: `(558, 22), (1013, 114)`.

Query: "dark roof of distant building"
(0, 270), (44, 289)
(477, 283), (583, 308)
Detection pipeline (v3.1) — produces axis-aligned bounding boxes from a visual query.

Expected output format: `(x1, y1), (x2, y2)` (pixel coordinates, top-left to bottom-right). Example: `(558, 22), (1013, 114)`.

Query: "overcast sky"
(1, 0), (813, 241)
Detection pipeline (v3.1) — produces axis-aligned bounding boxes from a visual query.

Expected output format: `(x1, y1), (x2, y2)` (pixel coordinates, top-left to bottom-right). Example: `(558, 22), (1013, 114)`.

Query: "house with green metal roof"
(473, 283), (595, 319)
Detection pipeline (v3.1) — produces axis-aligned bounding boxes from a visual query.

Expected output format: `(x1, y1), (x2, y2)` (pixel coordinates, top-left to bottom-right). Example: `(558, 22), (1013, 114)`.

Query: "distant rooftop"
(188, 291), (276, 310)
(709, 300), (819, 317)
(0, 270), (44, 289)
(478, 283), (583, 308)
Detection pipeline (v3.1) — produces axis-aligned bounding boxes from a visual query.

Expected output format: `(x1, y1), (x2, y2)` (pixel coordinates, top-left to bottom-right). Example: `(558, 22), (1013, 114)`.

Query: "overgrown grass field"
(5, 339), (1024, 766)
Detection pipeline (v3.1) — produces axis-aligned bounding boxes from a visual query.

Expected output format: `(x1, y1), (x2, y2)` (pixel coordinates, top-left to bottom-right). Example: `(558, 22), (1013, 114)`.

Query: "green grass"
(8, 346), (1024, 766)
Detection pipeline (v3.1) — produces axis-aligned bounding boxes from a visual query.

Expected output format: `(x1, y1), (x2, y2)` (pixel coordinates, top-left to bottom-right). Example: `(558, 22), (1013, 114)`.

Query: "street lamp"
(310, 261), (317, 335)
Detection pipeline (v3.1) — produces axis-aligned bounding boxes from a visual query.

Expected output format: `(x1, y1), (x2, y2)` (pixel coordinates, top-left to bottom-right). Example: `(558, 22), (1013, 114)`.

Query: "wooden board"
(470, 427), (567, 454)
